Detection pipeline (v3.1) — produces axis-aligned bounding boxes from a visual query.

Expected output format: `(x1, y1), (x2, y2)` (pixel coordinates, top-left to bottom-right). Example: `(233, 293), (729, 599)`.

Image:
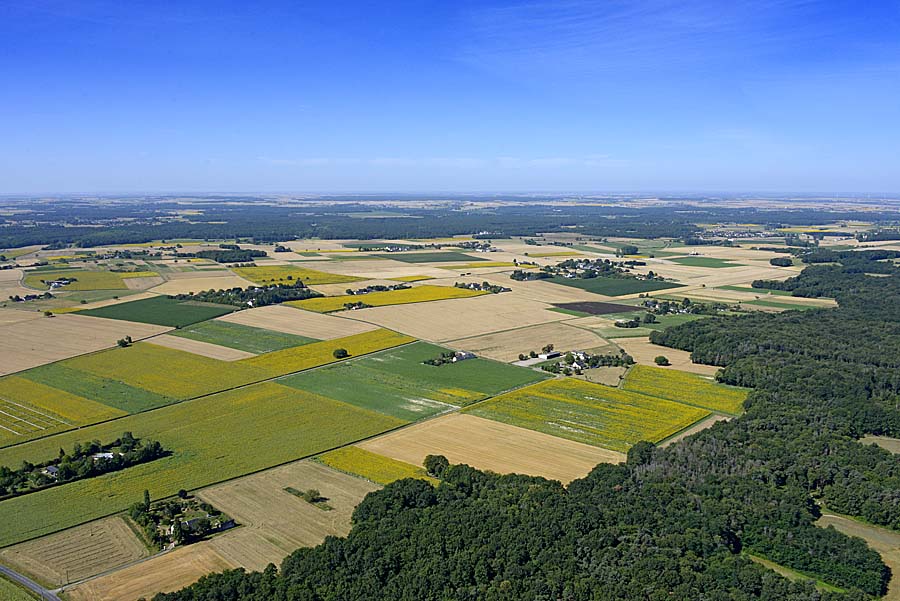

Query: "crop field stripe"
(620, 365), (747, 416)
(287, 285), (487, 313)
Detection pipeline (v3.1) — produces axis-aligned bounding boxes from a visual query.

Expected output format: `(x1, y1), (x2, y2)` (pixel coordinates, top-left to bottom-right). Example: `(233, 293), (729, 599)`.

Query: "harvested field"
(360, 413), (625, 484)
(622, 365), (748, 415)
(288, 284), (487, 313)
(347, 293), (569, 342)
(389, 275), (433, 282)
(658, 414), (730, 447)
(216, 305), (377, 339)
(816, 512), (900, 601)
(0, 382), (404, 547)
(148, 334), (256, 361)
(78, 296), (235, 327)
(548, 275), (683, 296)
(280, 341), (545, 420)
(170, 320), (317, 354)
(64, 543), (234, 601)
(437, 261), (531, 270)
(446, 322), (609, 362)
(466, 378), (709, 452)
(373, 251), (485, 263)
(64, 342), (270, 399)
(197, 461), (380, 570)
(318, 446), (437, 485)
(20, 363), (174, 414)
(148, 275), (256, 296)
(0, 313), (169, 376)
(611, 337), (720, 376)
(0, 516), (149, 588)
(232, 265), (362, 285)
(860, 435), (900, 454)
(552, 301), (636, 315)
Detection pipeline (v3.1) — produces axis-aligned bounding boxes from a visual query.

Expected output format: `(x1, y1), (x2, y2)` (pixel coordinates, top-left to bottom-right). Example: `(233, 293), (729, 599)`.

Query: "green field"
(318, 446), (437, 486)
(20, 363), (175, 414)
(280, 342), (546, 421)
(0, 382), (405, 547)
(718, 285), (793, 296)
(169, 320), (319, 354)
(78, 296), (236, 327)
(0, 576), (36, 601)
(465, 378), (709, 452)
(232, 265), (362, 285)
(62, 342), (271, 399)
(621, 365), (747, 415)
(23, 270), (126, 291)
(374, 251), (486, 263)
(548, 276), (683, 296)
(668, 256), (739, 268)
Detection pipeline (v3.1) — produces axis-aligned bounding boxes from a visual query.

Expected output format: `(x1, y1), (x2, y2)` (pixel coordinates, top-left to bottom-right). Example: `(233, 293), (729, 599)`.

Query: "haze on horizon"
(2, 0), (899, 194)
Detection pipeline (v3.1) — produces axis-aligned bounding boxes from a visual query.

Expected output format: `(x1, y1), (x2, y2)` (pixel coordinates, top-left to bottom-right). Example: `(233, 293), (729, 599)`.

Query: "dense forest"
(2, 198), (900, 248)
(156, 252), (900, 600)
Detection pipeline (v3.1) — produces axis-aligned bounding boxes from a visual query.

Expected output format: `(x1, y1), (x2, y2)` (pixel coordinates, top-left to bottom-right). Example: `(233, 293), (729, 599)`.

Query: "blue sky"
(1, 0), (899, 193)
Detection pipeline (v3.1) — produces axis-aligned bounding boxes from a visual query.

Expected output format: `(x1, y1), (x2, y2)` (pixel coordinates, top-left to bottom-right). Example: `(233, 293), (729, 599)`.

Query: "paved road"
(0, 564), (60, 600)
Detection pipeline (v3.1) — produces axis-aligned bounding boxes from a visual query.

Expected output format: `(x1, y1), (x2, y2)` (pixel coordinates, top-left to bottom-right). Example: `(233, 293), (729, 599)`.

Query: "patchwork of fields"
(232, 265), (362, 285)
(288, 284), (486, 313)
(318, 446), (437, 485)
(622, 365), (747, 415)
(548, 275), (684, 296)
(78, 295), (236, 327)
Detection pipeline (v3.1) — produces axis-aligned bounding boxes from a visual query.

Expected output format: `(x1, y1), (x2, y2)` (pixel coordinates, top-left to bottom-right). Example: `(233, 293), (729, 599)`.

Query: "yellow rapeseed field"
(0, 376), (125, 425)
(621, 365), (747, 415)
(232, 265), (362, 285)
(318, 446), (437, 486)
(467, 377), (709, 452)
(239, 329), (415, 375)
(287, 284), (486, 313)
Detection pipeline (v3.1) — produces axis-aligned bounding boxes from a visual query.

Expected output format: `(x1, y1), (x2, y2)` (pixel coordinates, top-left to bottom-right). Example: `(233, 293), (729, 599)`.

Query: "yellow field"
(117, 271), (161, 278)
(388, 275), (434, 282)
(318, 446), (438, 485)
(467, 378), (710, 452)
(64, 342), (271, 399)
(437, 262), (536, 270)
(23, 270), (127, 291)
(0, 516), (149, 588)
(287, 284), (487, 313)
(622, 365), (747, 415)
(238, 328), (415, 374)
(0, 377), (124, 444)
(232, 265), (362, 285)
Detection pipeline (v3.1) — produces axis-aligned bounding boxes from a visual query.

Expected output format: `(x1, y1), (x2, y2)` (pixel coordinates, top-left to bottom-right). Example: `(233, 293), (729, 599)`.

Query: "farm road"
(0, 563), (60, 600)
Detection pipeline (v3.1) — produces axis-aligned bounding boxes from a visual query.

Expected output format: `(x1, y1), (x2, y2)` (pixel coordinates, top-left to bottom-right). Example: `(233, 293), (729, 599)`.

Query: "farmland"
(373, 251), (486, 263)
(280, 341), (545, 420)
(621, 365), (748, 415)
(0, 577), (33, 601)
(552, 301), (636, 315)
(0, 516), (149, 588)
(318, 446), (437, 485)
(19, 363), (174, 414)
(169, 320), (319, 354)
(147, 335), (256, 361)
(547, 275), (683, 296)
(78, 295), (236, 327)
(23, 269), (127, 291)
(466, 378), (710, 452)
(668, 256), (740, 268)
(287, 284), (486, 313)
(447, 322), (608, 362)
(232, 265), (362, 285)
(0, 382), (405, 547)
(216, 304), (378, 339)
(438, 261), (532, 270)
(359, 413), (625, 484)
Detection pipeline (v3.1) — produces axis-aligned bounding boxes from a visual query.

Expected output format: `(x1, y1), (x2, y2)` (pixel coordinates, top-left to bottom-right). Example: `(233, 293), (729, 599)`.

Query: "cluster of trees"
(130, 489), (231, 549)
(453, 281), (510, 293)
(343, 284), (410, 295)
(421, 351), (466, 366)
(641, 297), (729, 315)
(191, 248), (268, 263)
(174, 282), (322, 308)
(509, 269), (552, 281)
(158, 249), (900, 601)
(0, 432), (165, 499)
(342, 301), (372, 310)
(769, 256), (793, 267)
(540, 351), (634, 375)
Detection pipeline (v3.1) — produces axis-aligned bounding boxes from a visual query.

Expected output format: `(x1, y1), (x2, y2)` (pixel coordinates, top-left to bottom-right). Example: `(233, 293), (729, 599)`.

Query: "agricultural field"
(217, 304), (377, 339)
(318, 446), (437, 485)
(0, 577), (34, 601)
(145, 334), (256, 361)
(621, 365), (748, 415)
(389, 275), (433, 282)
(280, 341), (545, 420)
(465, 378), (710, 452)
(239, 329), (415, 375)
(198, 460), (381, 570)
(232, 265), (362, 285)
(78, 295), (236, 327)
(547, 275), (684, 296)
(0, 382), (405, 547)
(18, 363), (174, 414)
(373, 251), (486, 263)
(667, 256), (740, 268)
(0, 516), (149, 588)
(0, 377), (125, 446)
(610, 336), (720, 375)
(438, 262), (532, 270)
(148, 274), (255, 295)
(524, 251), (583, 258)
(0, 314), (169, 376)
(551, 301), (635, 315)
(446, 322), (609, 362)
(23, 269), (127, 291)
(287, 284), (486, 313)
(718, 285), (793, 296)
(169, 320), (319, 354)
(359, 413), (625, 484)
(860, 435), (900, 454)
(63, 342), (271, 399)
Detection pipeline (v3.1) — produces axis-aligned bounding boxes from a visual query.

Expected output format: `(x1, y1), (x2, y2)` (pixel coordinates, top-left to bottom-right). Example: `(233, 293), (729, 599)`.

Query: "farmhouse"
(538, 350), (562, 360)
(41, 466), (59, 478)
